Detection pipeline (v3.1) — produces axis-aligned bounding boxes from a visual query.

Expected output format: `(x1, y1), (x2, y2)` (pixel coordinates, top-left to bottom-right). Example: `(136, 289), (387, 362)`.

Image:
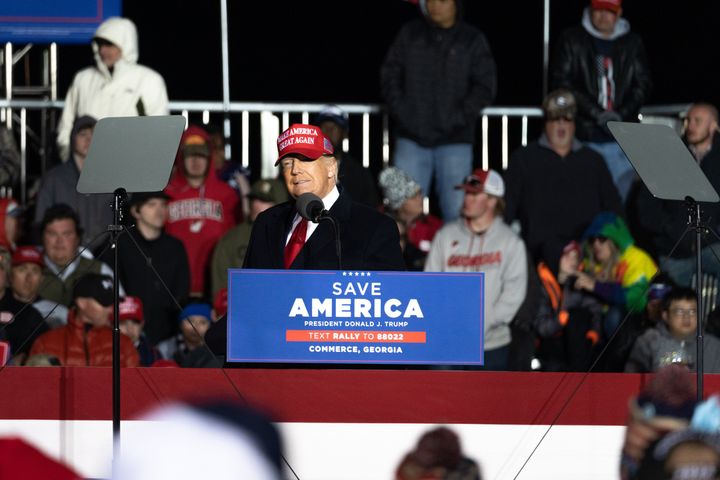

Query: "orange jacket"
(29, 310), (139, 367)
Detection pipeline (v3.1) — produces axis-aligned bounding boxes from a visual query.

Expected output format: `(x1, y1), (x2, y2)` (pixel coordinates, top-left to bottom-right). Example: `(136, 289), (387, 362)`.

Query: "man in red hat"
(550, 0), (652, 205)
(9, 245), (68, 329)
(118, 296), (161, 366)
(243, 123), (404, 270)
(0, 246), (49, 365)
(164, 125), (238, 298)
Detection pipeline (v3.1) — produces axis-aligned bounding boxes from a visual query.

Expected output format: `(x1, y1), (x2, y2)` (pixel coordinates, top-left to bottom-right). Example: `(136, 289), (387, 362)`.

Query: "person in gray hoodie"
(625, 287), (720, 373)
(425, 168), (527, 370)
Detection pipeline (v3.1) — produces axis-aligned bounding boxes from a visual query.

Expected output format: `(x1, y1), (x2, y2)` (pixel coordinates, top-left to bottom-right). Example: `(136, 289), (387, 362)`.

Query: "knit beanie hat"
(378, 167), (421, 211)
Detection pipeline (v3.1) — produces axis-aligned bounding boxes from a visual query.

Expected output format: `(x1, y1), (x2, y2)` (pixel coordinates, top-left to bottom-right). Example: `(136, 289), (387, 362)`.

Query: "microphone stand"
(298, 192), (343, 270)
(110, 187), (126, 465)
(687, 196), (706, 402)
(319, 215), (342, 270)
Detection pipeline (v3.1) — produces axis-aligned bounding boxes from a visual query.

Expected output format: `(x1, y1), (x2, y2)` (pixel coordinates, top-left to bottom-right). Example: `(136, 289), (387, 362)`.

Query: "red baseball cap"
(591, 0), (621, 13)
(274, 123), (334, 166)
(455, 168), (505, 197)
(119, 296), (144, 323)
(11, 246), (44, 268)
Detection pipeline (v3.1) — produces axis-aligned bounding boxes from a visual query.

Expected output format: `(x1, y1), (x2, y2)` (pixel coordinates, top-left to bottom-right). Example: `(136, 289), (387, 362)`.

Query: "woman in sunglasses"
(569, 212), (658, 365)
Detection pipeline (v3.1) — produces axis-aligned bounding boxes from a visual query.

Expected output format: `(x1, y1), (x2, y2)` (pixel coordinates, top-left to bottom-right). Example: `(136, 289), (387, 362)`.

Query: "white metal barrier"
(0, 99), (689, 204)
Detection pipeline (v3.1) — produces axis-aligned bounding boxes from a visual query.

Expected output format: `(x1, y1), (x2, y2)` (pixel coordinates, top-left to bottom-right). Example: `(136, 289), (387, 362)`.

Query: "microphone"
(295, 192), (342, 268)
(296, 193), (329, 223)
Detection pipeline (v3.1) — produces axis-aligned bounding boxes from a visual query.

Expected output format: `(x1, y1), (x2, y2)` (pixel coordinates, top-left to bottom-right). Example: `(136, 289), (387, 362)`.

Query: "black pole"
(693, 200), (704, 402)
(324, 217), (342, 270)
(111, 188), (126, 462)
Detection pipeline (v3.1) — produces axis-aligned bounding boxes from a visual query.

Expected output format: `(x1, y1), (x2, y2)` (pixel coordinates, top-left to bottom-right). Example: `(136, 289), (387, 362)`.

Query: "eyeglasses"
(669, 308), (697, 318)
(463, 177), (483, 187)
(588, 236), (609, 244)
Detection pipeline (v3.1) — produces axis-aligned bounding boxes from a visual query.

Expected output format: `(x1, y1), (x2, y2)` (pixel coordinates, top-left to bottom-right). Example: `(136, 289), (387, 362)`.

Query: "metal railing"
(0, 99), (688, 204)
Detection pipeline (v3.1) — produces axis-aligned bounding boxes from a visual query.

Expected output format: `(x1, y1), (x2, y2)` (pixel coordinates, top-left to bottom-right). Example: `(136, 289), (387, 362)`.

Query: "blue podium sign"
(227, 270), (484, 365)
(0, 0), (121, 44)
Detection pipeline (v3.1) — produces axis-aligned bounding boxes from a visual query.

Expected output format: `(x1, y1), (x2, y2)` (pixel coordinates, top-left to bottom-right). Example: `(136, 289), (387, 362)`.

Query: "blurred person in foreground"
(395, 426), (481, 480)
(652, 395), (720, 480)
(112, 399), (284, 480)
(620, 363), (697, 480)
(0, 436), (81, 479)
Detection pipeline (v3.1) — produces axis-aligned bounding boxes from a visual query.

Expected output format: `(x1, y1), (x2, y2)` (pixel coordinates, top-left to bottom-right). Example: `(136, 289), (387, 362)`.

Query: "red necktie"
(284, 218), (308, 269)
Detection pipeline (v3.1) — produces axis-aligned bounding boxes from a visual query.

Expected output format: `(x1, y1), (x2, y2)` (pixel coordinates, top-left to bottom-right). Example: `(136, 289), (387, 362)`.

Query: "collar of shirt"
(44, 254), (80, 281)
(286, 186), (340, 244)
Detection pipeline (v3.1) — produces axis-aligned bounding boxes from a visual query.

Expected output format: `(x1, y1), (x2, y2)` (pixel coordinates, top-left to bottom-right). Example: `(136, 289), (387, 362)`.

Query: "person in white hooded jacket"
(56, 16), (169, 161)
(424, 168), (527, 370)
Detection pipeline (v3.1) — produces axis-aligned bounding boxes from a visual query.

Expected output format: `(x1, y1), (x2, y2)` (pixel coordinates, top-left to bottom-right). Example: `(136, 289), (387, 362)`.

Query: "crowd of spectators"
(0, 0), (716, 376)
(6, 4), (720, 479)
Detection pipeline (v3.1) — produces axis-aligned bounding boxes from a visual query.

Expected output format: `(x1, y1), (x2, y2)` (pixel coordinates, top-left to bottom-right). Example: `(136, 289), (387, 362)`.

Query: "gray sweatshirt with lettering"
(424, 217), (527, 351)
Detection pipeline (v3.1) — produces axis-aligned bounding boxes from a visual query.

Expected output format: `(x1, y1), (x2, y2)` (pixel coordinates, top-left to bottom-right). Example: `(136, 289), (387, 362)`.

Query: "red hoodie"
(164, 125), (238, 296)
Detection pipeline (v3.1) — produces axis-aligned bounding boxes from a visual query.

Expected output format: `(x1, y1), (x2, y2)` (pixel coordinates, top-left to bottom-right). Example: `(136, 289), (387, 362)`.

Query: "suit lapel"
(267, 202), (295, 269)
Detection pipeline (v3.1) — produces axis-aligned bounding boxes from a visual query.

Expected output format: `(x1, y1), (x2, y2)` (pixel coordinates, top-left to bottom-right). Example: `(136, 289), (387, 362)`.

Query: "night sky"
(50, 0), (720, 108)
(10, 0), (720, 181)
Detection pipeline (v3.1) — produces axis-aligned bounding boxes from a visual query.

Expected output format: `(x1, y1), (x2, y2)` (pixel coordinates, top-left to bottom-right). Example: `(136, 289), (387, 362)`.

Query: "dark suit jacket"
(244, 190), (405, 271)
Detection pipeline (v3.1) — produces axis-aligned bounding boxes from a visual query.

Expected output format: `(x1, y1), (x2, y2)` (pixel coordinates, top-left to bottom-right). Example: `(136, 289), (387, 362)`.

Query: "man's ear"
(325, 157), (338, 178)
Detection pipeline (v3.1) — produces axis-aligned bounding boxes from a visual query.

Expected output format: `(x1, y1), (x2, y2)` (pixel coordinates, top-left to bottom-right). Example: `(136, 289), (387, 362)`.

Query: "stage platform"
(0, 367), (714, 479)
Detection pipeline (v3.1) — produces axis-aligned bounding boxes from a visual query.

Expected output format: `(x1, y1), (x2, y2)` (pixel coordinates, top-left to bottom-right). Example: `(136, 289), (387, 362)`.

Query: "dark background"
(47, 0), (720, 107)
(12, 0), (720, 185)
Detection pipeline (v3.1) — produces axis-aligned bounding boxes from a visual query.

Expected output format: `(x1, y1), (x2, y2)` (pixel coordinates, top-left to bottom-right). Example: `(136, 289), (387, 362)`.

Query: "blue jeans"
(660, 243), (720, 287)
(482, 344), (510, 371)
(393, 138), (473, 221)
(586, 141), (637, 205)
